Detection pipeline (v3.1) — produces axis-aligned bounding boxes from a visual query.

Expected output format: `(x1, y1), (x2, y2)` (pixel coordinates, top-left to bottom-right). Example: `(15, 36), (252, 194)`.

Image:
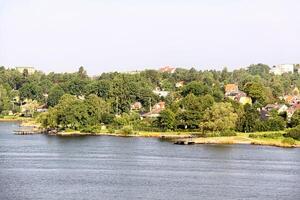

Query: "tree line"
(1, 64), (300, 135)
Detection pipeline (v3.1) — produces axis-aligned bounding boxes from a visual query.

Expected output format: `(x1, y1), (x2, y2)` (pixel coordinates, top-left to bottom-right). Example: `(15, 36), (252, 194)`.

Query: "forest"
(0, 64), (300, 140)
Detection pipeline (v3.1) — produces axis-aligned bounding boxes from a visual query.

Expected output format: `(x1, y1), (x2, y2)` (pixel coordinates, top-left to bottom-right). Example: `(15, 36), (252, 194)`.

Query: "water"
(0, 122), (300, 200)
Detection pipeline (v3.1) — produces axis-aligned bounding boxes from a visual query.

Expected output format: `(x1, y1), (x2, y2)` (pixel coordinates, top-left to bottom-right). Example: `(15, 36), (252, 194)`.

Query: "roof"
(142, 101), (165, 118)
(159, 66), (176, 73)
(225, 84), (238, 93)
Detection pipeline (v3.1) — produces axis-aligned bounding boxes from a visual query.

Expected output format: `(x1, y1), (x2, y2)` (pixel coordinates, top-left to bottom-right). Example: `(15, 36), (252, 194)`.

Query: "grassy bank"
(0, 116), (32, 122)
(187, 132), (300, 148)
(3, 117), (298, 148)
(56, 130), (300, 148)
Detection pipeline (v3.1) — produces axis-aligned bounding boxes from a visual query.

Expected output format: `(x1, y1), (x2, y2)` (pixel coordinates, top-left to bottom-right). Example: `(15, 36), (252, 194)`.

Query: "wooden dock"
(14, 130), (43, 135)
(174, 138), (195, 145)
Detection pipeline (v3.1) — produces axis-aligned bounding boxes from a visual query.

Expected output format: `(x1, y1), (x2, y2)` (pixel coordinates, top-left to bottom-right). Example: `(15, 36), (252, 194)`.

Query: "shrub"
(205, 132), (221, 137)
(249, 133), (258, 138)
(220, 130), (237, 136)
(285, 126), (300, 140)
(249, 132), (283, 139)
(282, 138), (296, 145)
(107, 128), (115, 134)
(80, 125), (101, 133)
(119, 126), (134, 136)
(254, 117), (286, 132)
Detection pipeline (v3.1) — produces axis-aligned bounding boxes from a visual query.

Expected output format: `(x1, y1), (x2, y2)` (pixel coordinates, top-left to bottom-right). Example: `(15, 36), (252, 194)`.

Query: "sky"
(0, 0), (299, 75)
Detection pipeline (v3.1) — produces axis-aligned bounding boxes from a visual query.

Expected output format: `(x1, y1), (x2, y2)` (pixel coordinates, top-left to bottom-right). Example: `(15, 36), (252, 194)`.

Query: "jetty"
(174, 138), (195, 145)
(14, 130), (43, 135)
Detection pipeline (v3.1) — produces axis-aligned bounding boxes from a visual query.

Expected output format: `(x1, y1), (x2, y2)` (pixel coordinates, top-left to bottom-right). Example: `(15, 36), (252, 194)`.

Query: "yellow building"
(15, 67), (36, 75)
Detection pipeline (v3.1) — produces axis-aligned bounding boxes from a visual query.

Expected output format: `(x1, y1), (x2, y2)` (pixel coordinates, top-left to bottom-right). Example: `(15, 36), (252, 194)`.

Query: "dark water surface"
(1, 122), (300, 200)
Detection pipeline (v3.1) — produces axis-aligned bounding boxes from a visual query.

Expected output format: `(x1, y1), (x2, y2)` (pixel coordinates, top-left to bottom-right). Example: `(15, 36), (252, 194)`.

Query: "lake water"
(0, 122), (300, 200)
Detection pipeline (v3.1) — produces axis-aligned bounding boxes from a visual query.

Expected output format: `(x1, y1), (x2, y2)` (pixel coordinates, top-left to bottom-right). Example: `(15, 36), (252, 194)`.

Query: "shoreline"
(2, 120), (299, 148)
(55, 131), (300, 148)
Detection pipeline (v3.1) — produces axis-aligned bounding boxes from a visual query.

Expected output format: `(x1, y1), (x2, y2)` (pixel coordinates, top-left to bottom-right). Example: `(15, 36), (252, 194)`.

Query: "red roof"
(159, 66), (176, 73)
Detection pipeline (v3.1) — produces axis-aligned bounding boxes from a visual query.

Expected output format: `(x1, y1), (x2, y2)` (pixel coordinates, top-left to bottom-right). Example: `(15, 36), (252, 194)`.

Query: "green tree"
(290, 110), (300, 128)
(19, 82), (43, 101)
(0, 85), (11, 114)
(201, 102), (238, 132)
(181, 81), (210, 97)
(247, 64), (270, 76)
(243, 82), (267, 105)
(85, 94), (111, 125)
(47, 86), (65, 107)
(236, 104), (259, 132)
(156, 109), (176, 130)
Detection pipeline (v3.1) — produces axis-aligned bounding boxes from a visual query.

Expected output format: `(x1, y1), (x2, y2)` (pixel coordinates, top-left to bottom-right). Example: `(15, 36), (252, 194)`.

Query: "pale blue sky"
(0, 0), (299, 74)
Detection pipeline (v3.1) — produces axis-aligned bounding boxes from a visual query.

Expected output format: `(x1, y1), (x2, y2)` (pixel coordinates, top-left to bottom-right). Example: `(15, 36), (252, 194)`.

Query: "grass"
(5, 117), (298, 148)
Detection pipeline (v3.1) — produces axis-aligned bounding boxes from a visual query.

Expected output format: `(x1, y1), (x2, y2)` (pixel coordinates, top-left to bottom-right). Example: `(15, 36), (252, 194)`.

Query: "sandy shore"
(175, 136), (300, 148)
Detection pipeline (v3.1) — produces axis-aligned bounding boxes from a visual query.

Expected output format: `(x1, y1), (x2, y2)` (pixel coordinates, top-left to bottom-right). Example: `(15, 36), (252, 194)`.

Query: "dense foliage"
(0, 64), (299, 134)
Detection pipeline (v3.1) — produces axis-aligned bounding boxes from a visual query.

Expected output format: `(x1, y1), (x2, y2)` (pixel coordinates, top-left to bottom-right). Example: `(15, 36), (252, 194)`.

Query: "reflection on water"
(0, 122), (300, 200)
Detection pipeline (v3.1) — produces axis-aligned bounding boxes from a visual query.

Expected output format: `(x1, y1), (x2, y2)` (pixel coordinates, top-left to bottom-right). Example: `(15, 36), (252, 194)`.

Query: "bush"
(255, 117), (286, 132)
(249, 132), (283, 139)
(80, 125), (101, 133)
(107, 128), (115, 134)
(282, 138), (296, 145)
(220, 130), (237, 136)
(249, 133), (258, 138)
(264, 132), (282, 139)
(205, 132), (221, 137)
(285, 126), (300, 140)
(119, 126), (134, 136)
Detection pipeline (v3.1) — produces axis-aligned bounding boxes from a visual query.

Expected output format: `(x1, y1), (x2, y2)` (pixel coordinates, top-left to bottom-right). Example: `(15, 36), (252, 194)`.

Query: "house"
(259, 104), (288, 120)
(238, 96), (252, 105)
(287, 102), (300, 119)
(270, 64), (294, 75)
(224, 84), (252, 105)
(130, 102), (142, 110)
(142, 101), (165, 118)
(175, 81), (184, 88)
(264, 103), (280, 112)
(20, 99), (39, 117)
(278, 104), (288, 113)
(159, 66), (176, 73)
(37, 104), (48, 113)
(153, 87), (169, 98)
(284, 95), (300, 105)
(224, 84), (239, 96)
(15, 66), (36, 75)
(152, 101), (165, 110)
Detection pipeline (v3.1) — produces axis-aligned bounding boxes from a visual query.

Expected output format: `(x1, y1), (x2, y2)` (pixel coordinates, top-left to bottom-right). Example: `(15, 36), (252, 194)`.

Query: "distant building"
(175, 81), (184, 88)
(20, 99), (39, 117)
(284, 95), (300, 105)
(124, 70), (140, 75)
(159, 66), (176, 73)
(287, 102), (300, 120)
(15, 67), (36, 75)
(142, 101), (165, 118)
(224, 84), (239, 96)
(270, 64), (294, 75)
(238, 96), (252, 105)
(130, 102), (142, 110)
(294, 64), (300, 74)
(153, 87), (169, 98)
(225, 84), (252, 105)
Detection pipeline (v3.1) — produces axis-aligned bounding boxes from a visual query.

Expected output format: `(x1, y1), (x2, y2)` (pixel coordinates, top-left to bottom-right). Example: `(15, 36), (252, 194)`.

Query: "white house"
(270, 64), (294, 75)
(15, 66), (36, 75)
(152, 87), (169, 98)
